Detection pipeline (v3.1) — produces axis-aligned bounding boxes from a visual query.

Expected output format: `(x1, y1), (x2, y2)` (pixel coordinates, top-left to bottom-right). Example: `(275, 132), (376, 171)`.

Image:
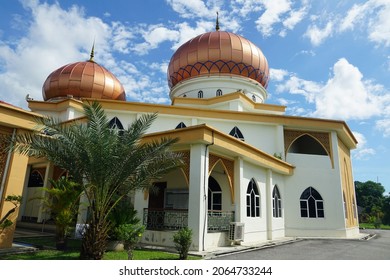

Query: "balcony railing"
(143, 208), (188, 231)
(143, 208), (234, 232)
(207, 210), (235, 232)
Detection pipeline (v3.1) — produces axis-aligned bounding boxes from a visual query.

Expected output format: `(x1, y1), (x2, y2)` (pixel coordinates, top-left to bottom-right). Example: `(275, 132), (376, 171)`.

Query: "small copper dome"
(167, 31), (269, 89)
(42, 60), (126, 101)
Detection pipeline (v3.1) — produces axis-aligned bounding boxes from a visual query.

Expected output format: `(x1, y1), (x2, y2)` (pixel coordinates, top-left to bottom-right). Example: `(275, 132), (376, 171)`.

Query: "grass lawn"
(0, 236), (201, 260)
(359, 223), (390, 230)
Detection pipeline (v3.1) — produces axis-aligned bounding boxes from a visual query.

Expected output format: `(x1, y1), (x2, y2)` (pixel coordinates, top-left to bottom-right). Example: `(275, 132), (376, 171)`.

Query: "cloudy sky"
(1, 0), (389, 193)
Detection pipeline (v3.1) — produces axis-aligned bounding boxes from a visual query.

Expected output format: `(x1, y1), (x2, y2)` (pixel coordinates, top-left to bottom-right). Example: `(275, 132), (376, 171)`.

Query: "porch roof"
(142, 123), (294, 175)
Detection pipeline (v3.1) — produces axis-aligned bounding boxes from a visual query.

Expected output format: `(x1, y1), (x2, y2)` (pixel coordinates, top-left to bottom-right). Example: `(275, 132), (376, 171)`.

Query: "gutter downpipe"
(202, 131), (214, 251)
(0, 128), (16, 208)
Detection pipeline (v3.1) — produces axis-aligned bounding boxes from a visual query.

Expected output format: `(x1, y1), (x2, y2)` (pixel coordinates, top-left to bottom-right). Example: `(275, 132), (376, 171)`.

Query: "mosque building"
(0, 21), (359, 250)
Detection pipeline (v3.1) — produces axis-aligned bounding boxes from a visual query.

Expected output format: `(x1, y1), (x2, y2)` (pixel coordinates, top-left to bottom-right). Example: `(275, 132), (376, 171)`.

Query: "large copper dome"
(167, 31), (269, 89)
(42, 60), (126, 101)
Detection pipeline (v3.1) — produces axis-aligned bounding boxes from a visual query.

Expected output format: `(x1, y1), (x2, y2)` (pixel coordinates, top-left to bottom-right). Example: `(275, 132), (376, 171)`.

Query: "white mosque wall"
(270, 173), (286, 239)
(240, 162), (268, 243)
(284, 153), (347, 237)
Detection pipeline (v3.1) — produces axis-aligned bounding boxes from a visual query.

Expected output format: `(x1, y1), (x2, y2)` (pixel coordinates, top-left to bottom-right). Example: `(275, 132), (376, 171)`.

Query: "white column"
(266, 169), (273, 240)
(187, 143), (208, 251)
(37, 162), (54, 223)
(234, 157), (244, 222)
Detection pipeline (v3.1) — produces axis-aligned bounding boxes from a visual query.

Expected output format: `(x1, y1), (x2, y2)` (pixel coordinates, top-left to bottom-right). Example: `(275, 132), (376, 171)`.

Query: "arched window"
(216, 89), (222, 96)
(246, 179), (260, 217)
(229, 126), (245, 141)
(175, 122), (187, 129)
(343, 192), (348, 219)
(208, 177), (222, 211)
(27, 170), (44, 188)
(352, 196), (357, 219)
(198, 90), (204, 98)
(300, 187), (324, 218)
(273, 185), (282, 218)
(288, 134), (327, 155)
(109, 117), (124, 130)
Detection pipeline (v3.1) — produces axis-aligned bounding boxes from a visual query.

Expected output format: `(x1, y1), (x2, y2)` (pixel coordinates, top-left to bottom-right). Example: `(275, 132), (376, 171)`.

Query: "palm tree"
(9, 101), (182, 259)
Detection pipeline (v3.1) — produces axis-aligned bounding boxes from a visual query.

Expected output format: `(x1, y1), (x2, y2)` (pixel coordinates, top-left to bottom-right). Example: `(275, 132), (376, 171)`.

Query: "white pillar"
(37, 162), (54, 223)
(187, 143), (208, 251)
(266, 169), (273, 240)
(234, 157), (244, 222)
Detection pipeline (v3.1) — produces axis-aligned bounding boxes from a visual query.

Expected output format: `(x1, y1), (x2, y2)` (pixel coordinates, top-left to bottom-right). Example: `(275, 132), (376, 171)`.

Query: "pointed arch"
(300, 187), (324, 218)
(287, 134), (327, 155)
(229, 126), (245, 141)
(27, 169), (44, 188)
(209, 157), (234, 203)
(108, 117), (124, 130)
(175, 122), (187, 129)
(246, 178), (260, 217)
(272, 185), (282, 218)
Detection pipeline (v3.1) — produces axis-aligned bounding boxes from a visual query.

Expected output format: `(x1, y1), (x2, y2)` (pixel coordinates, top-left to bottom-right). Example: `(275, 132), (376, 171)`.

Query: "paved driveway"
(215, 229), (390, 260)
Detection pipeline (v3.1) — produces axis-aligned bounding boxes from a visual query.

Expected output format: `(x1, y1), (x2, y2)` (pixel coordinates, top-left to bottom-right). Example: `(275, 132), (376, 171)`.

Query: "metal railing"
(207, 210), (235, 232)
(143, 208), (234, 232)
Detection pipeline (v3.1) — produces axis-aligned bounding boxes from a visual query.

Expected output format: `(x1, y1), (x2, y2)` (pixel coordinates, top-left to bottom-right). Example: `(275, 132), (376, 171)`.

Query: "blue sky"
(0, 0), (389, 193)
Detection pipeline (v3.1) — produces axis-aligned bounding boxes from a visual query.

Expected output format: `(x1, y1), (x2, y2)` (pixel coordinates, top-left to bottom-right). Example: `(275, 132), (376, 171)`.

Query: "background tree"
(355, 180), (389, 225)
(7, 101), (183, 259)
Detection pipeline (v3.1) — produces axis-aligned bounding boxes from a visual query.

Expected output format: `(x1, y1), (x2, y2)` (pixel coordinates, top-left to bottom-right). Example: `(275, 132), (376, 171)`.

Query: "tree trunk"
(79, 220), (109, 260)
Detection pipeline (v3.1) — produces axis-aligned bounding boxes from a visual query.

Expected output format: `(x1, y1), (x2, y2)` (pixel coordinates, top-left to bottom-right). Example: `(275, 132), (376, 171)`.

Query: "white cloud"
(0, 1), (173, 107)
(166, 0), (215, 18)
(307, 0), (390, 46)
(132, 25), (180, 55)
(376, 119), (390, 138)
(313, 58), (381, 120)
(339, 3), (367, 32)
(367, 0), (390, 46)
(304, 21), (333, 46)
(273, 58), (390, 121)
(0, 0), (111, 107)
(352, 131), (376, 160)
(270, 68), (289, 82)
(282, 6), (307, 30)
(255, 0), (292, 37)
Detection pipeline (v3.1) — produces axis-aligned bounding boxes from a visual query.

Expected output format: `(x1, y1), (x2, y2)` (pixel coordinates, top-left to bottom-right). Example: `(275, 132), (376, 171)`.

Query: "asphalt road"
(214, 229), (390, 260)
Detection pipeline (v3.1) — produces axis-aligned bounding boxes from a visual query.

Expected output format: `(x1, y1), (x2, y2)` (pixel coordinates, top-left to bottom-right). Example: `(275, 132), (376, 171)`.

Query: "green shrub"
(173, 227), (192, 260)
(114, 223), (145, 260)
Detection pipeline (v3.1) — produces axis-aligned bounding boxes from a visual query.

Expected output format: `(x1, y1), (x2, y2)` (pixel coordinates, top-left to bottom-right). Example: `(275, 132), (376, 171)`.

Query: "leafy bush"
(114, 223), (145, 260)
(173, 227), (192, 260)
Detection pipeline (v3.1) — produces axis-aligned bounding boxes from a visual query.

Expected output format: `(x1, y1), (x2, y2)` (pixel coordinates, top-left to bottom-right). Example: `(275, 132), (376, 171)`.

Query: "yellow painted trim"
(85, 99), (357, 150)
(0, 103), (42, 130)
(142, 124), (294, 175)
(172, 92), (286, 113)
(28, 98), (84, 112)
(209, 158), (235, 203)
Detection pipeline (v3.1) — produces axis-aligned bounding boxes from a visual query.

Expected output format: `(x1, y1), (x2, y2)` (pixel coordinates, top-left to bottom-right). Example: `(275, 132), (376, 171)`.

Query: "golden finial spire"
(216, 11), (220, 31)
(89, 40), (95, 62)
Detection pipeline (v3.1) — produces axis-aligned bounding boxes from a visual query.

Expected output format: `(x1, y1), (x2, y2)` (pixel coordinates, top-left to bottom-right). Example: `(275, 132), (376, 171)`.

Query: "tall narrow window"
(343, 192), (348, 219)
(300, 187), (324, 218)
(216, 89), (222, 96)
(246, 179), (260, 217)
(229, 126), (245, 141)
(208, 176), (222, 211)
(352, 197), (357, 219)
(27, 170), (44, 188)
(198, 90), (204, 98)
(273, 185), (282, 218)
